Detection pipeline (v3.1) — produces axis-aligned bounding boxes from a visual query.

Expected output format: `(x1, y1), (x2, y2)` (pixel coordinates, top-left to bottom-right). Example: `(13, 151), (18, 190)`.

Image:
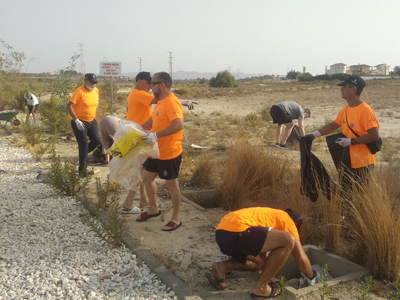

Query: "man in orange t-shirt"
(206, 207), (314, 298)
(304, 75), (380, 200)
(67, 73), (101, 175)
(121, 72), (197, 214)
(135, 72), (184, 232)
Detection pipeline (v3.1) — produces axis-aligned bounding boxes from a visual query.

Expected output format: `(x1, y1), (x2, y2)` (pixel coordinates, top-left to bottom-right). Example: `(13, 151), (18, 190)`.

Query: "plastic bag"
(108, 120), (159, 190)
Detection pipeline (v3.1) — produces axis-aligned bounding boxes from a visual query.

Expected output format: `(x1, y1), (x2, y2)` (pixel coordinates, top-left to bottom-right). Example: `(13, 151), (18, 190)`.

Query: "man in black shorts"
(136, 72), (184, 232)
(270, 101), (310, 149)
(206, 207), (316, 299)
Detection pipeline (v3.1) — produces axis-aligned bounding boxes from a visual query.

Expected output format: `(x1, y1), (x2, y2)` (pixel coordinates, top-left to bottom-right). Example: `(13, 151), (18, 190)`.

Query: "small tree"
(392, 66), (400, 76)
(298, 72), (313, 82)
(286, 70), (301, 80)
(209, 70), (238, 87)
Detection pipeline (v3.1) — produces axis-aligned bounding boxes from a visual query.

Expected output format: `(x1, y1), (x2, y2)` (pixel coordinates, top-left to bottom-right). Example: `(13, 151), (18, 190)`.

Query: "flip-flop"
(250, 282), (280, 299)
(161, 221), (182, 231)
(136, 210), (162, 222)
(121, 206), (142, 214)
(205, 273), (227, 290)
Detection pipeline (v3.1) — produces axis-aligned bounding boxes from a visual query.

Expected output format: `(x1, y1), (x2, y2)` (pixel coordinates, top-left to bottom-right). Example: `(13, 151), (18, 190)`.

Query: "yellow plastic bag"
(108, 129), (147, 158)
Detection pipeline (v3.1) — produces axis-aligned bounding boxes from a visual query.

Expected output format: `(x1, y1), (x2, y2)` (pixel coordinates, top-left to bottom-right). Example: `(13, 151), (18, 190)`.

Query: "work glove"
(142, 132), (158, 144)
(74, 119), (86, 131)
(335, 137), (351, 147)
(180, 100), (198, 110)
(300, 270), (320, 286)
(303, 130), (321, 142)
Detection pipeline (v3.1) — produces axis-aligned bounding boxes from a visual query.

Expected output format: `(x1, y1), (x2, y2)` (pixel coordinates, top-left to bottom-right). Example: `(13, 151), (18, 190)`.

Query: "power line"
(168, 51), (173, 78)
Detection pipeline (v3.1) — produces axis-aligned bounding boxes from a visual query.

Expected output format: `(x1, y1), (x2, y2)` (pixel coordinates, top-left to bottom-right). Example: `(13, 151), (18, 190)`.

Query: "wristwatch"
(351, 138), (356, 146)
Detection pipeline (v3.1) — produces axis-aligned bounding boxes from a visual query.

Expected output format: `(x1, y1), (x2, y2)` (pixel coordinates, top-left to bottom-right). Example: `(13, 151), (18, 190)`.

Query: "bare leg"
(164, 178), (181, 227)
(211, 254), (265, 289)
(252, 229), (295, 297)
(280, 122), (294, 145)
(138, 170), (159, 219)
(275, 124), (283, 144)
(104, 153), (110, 163)
(122, 190), (136, 210)
(32, 112), (37, 123)
(139, 167), (149, 207)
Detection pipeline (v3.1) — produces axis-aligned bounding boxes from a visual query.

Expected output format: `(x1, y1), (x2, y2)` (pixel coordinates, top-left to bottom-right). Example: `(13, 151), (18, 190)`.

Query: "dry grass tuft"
(221, 139), (291, 210)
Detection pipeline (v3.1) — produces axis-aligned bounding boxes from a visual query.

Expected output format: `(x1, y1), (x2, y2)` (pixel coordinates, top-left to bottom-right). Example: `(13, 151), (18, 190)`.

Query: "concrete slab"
(274, 245), (368, 300)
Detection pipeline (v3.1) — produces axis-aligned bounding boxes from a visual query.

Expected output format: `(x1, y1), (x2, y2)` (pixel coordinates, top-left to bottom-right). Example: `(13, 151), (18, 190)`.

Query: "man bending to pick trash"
(207, 207), (317, 299)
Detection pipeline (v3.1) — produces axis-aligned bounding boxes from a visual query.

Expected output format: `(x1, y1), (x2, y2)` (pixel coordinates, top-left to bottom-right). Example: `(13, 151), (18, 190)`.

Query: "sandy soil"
(2, 81), (398, 299)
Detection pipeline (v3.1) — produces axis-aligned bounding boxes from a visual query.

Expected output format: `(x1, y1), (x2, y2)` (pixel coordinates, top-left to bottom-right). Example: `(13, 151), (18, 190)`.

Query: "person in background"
(136, 72), (184, 232)
(67, 73), (102, 176)
(206, 207), (316, 299)
(24, 92), (39, 123)
(270, 101), (310, 149)
(303, 75), (379, 202)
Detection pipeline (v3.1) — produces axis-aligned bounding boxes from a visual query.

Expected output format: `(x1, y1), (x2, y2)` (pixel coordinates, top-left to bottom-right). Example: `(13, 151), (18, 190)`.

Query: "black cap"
(337, 75), (366, 91)
(285, 208), (303, 229)
(136, 71), (152, 82)
(84, 73), (98, 83)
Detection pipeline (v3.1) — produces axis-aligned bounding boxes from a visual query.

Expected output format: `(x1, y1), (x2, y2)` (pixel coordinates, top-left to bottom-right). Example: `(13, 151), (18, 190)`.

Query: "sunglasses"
(152, 81), (164, 87)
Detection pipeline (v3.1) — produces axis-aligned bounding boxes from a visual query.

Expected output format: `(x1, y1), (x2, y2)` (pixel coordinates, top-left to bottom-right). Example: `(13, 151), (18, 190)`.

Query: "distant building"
(349, 64), (371, 75)
(325, 63), (347, 75)
(373, 64), (390, 75)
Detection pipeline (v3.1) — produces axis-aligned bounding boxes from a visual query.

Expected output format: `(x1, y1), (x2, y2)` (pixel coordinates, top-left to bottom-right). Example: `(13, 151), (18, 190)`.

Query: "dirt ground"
(2, 80), (399, 299)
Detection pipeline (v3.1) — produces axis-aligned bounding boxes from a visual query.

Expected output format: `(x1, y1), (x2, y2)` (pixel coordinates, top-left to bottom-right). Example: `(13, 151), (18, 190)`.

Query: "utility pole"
(78, 43), (85, 74)
(25, 57), (36, 73)
(138, 57), (142, 72)
(168, 51), (173, 78)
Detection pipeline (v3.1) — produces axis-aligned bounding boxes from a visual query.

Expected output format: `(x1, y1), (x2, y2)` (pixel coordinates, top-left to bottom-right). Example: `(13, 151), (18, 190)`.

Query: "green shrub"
(298, 72), (313, 82)
(209, 71), (238, 88)
(47, 154), (92, 196)
(40, 95), (71, 134)
(260, 105), (272, 121)
(174, 85), (192, 96)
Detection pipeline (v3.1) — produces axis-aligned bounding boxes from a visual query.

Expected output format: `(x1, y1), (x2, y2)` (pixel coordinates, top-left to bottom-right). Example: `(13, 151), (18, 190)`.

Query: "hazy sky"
(1, 0), (399, 76)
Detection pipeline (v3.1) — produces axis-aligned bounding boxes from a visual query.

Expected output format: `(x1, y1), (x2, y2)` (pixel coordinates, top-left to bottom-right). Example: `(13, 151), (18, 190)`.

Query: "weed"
(96, 177), (120, 209)
(191, 153), (214, 188)
(47, 154), (92, 196)
(356, 276), (375, 300)
(318, 264), (330, 300)
(278, 275), (288, 300)
(385, 282), (400, 299)
(21, 122), (55, 160)
(260, 105), (272, 121)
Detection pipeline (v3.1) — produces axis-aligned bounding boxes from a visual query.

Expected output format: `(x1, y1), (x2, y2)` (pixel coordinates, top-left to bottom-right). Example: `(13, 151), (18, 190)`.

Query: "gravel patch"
(0, 144), (177, 300)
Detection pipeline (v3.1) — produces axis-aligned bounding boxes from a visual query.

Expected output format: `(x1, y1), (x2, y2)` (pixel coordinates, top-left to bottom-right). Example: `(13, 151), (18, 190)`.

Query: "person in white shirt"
(23, 92), (39, 123)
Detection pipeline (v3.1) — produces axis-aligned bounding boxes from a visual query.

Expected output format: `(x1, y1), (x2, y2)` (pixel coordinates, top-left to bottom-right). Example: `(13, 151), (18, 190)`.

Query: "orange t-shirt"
(216, 207), (300, 241)
(69, 85), (99, 122)
(335, 102), (379, 169)
(151, 93), (183, 160)
(126, 89), (154, 125)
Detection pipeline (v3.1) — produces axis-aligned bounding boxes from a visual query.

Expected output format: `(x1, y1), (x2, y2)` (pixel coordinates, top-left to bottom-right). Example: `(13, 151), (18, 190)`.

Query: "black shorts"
(28, 104), (39, 113)
(215, 227), (271, 265)
(270, 105), (292, 125)
(144, 153), (182, 180)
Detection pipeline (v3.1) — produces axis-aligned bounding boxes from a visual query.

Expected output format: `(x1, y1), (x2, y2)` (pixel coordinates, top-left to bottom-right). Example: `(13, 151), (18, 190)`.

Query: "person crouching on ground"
(207, 207), (316, 299)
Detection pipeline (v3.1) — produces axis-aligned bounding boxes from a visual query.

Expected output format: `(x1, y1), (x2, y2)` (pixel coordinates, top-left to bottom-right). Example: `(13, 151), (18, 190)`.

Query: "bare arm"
(292, 240), (313, 279)
(298, 119), (305, 136)
(354, 127), (379, 144)
(67, 101), (78, 120)
(316, 121), (340, 136)
(142, 117), (153, 130)
(155, 118), (183, 139)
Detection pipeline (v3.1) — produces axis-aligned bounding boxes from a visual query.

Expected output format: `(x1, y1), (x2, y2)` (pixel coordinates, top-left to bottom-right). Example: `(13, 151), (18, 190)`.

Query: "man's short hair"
(154, 72), (172, 89)
(136, 71), (152, 82)
(304, 108), (310, 117)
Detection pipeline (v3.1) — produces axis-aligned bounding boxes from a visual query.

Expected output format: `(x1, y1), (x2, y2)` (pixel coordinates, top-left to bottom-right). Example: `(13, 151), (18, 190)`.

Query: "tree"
(0, 40), (26, 110)
(392, 66), (400, 76)
(209, 70), (238, 87)
(286, 70), (301, 80)
(297, 72), (313, 82)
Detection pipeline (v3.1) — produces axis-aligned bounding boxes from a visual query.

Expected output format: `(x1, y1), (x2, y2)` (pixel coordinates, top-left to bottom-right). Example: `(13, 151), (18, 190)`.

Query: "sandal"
(250, 282), (281, 299)
(162, 221), (182, 231)
(205, 273), (227, 290)
(136, 210), (162, 222)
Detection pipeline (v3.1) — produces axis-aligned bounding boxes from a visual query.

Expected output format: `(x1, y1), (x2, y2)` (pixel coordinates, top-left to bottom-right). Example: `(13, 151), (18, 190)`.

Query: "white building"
(325, 63), (347, 75)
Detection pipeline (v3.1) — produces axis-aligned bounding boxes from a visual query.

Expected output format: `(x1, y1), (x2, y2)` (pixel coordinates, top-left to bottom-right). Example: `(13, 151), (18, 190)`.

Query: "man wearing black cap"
(206, 207), (315, 298)
(303, 75), (380, 198)
(67, 73), (102, 175)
